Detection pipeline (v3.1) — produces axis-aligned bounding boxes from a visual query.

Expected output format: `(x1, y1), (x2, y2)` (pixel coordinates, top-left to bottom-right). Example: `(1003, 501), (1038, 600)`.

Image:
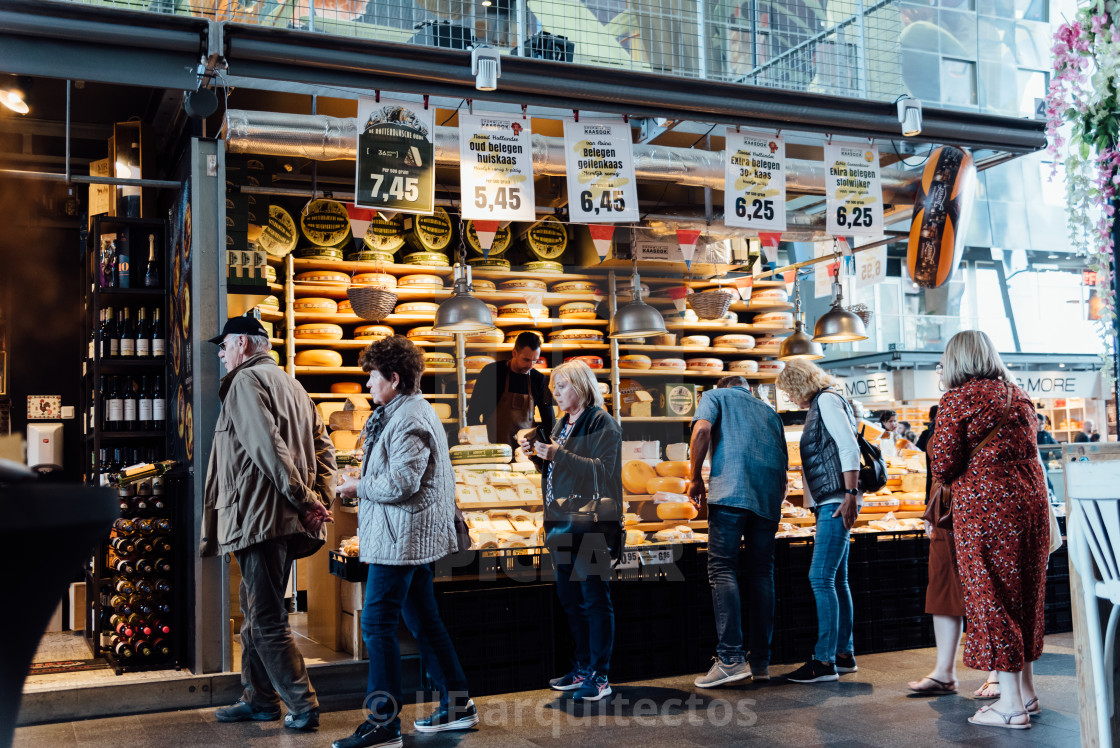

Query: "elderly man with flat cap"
(200, 316), (335, 731)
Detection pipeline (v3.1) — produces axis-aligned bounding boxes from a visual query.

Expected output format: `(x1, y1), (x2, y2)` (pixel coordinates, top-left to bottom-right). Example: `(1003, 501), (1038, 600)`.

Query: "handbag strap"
(967, 382), (1014, 462)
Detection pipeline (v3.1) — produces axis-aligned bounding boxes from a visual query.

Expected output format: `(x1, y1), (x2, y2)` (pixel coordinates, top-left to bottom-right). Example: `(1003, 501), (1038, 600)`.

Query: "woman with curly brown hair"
(333, 336), (476, 748)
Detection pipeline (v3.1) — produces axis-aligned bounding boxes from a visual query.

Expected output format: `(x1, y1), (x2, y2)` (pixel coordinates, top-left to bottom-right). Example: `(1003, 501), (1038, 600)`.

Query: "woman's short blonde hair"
(776, 359), (839, 405)
(941, 330), (1014, 390)
(550, 360), (604, 411)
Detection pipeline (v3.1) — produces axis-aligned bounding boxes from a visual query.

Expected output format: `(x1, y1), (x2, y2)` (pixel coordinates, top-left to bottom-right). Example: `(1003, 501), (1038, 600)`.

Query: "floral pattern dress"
(930, 377), (1049, 673)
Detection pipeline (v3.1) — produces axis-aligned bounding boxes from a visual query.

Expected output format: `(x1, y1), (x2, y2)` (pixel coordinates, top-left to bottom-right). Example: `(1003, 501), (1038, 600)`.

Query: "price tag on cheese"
(458, 112), (536, 222)
(639, 548), (674, 566)
(563, 118), (639, 223)
(617, 550), (641, 570)
(854, 240), (887, 288)
(355, 95), (435, 215)
(825, 141), (883, 237)
(724, 129), (787, 230)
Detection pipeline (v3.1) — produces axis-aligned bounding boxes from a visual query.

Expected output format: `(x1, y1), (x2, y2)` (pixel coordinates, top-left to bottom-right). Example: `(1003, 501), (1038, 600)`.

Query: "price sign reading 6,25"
(824, 141), (883, 237)
(355, 95), (435, 215)
(563, 118), (639, 224)
(459, 111), (536, 222)
(724, 128), (787, 231)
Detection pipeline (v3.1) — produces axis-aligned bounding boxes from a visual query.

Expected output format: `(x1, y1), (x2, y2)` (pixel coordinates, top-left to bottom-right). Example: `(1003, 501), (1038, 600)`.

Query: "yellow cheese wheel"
(402, 251), (451, 267)
(499, 278), (547, 292)
(564, 355), (604, 369)
(646, 475), (688, 494)
(558, 301), (597, 319)
(618, 355), (652, 370)
(431, 403), (452, 419)
(551, 280), (602, 294)
(294, 323), (343, 340)
(861, 496), (900, 513)
(657, 502), (699, 520)
(423, 352), (455, 368)
(331, 382), (364, 394)
(294, 349), (344, 367)
(622, 460), (657, 495)
(467, 329), (505, 344)
(395, 301), (440, 316)
(655, 461), (690, 478)
(352, 272), (398, 289)
(472, 279), (496, 291)
(498, 303), (534, 318)
(464, 355), (496, 371)
(354, 324), (394, 340)
(292, 297), (338, 313)
(407, 326), (454, 342)
(397, 274), (444, 288)
(548, 329), (603, 342)
(295, 270), (350, 285)
(337, 300), (353, 315)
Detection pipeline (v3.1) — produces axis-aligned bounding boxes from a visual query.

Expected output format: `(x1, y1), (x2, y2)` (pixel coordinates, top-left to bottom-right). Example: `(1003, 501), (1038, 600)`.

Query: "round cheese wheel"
(467, 329), (505, 344)
(294, 246), (344, 262)
(293, 297), (338, 313)
(907, 145), (976, 289)
(355, 324), (394, 340)
(757, 360), (786, 374)
(407, 326), (454, 342)
(431, 403), (452, 420)
(499, 278), (547, 292)
(259, 295), (280, 311)
(465, 355), (495, 371)
(337, 300), (353, 315)
(729, 360), (759, 373)
(617, 355), (652, 370)
(294, 323), (343, 340)
(352, 272), (398, 289)
(657, 502), (699, 520)
(558, 301), (597, 319)
(750, 288), (789, 304)
(397, 274), (444, 288)
(450, 444), (513, 464)
(551, 280), (602, 295)
(686, 358), (723, 372)
(394, 301), (440, 316)
(754, 312), (793, 327)
(331, 382), (364, 394)
(300, 199), (352, 247)
(295, 270), (350, 285)
(549, 329), (603, 342)
(403, 208), (453, 253)
(523, 216), (568, 260)
(472, 279), (496, 291)
(423, 352), (455, 368)
(294, 349), (343, 367)
(259, 204), (299, 257)
(652, 358), (687, 370)
(622, 460), (657, 495)
(402, 251), (451, 267)
(754, 336), (782, 353)
(713, 334), (756, 349)
(498, 303), (534, 318)
(564, 355), (603, 369)
(467, 257), (512, 271)
(861, 496), (901, 513)
(681, 335), (711, 347)
(345, 250), (395, 264)
(524, 260), (564, 274)
(655, 461), (690, 478)
(361, 214), (405, 253)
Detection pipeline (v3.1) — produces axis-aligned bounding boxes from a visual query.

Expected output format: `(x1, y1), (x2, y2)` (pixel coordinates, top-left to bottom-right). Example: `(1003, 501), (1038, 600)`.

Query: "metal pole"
(1112, 194), (1120, 416)
(697, 0), (707, 80)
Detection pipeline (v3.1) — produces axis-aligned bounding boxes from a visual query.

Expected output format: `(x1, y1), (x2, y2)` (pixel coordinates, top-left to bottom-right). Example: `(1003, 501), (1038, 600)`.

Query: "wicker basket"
(347, 286), (398, 321)
(689, 289), (734, 320)
(848, 303), (873, 327)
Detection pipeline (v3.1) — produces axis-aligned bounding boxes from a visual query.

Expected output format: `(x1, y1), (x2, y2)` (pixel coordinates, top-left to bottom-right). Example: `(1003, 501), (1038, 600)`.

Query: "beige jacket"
(199, 354), (336, 558)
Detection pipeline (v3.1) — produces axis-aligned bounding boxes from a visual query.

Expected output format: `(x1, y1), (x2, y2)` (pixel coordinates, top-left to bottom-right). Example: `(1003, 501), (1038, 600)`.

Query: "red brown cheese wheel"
(907, 145), (977, 289)
(564, 355), (604, 369)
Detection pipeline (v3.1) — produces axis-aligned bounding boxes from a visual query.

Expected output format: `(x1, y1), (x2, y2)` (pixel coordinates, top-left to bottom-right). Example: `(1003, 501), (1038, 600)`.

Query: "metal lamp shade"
(812, 303), (868, 343)
(609, 299), (667, 339)
(432, 291), (496, 334)
(779, 324), (825, 360)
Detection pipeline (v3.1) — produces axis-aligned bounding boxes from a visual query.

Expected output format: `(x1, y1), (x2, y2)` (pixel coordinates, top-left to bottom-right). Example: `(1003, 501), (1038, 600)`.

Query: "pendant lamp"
(432, 242), (496, 334)
(609, 262), (667, 339)
(812, 275), (867, 343)
(779, 278), (824, 360)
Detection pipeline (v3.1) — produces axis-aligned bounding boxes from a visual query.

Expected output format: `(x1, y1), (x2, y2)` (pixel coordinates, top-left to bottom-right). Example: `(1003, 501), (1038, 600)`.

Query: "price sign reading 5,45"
(459, 111), (536, 221)
(725, 128), (787, 230)
(563, 117), (639, 223)
(355, 95), (435, 215)
(824, 141), (883, 237)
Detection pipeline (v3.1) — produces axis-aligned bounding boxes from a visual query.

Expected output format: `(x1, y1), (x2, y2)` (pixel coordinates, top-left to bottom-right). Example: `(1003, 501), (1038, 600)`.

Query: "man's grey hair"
(243, 334), (272, 354)
(717, 375), (748, 389)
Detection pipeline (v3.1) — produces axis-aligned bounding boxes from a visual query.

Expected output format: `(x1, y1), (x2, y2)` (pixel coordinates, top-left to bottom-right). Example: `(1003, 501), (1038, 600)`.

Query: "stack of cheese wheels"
(464, 355), (496, 371)
(259, 295), (281, 312)
(397, 274), (444, 289)
(549, 329), (603, 343)
(652, 358), (687, 371)
(498, 303), (535, 319)
(754, 311), (794, 328)
(757, 360), (786, 374)
(750, 287), (789, 305)
(395, 301), (440, 317)
(293, 297), (338, 314)
(558, 301), (597, 320)
(729, 360), (759, 374)
(681, 335), (711, 347)
(524, 260), (564, 274)
(686, 357), (724, 373)
(407, 326), (454, 342)
(472, 278), (496, 291)
(655, 461), (689, 478)
(564, 355), (603, 369)
(295, 269), (349, 287)
(618, 354), (652, 370)
(754, 336), (782, 355)
(622, 460), (656, 494)
(647, 475), (687, 494)
(657, 500), (699, 520)
(354, 324), (393, 341)
(423, 351), (455, 369)
(467, 328), (505, 344)
(294, 323), (343, 340)
(861, 495), (900, 513)
(294, 349), (344, 367)
(330, 382), (364, 394)
(499, 278), (547, 293)
(714, 333), (756, 349)
(352, 272), (398, 290)
(551, 280), (602, 295)
(450, 443), (513, 465)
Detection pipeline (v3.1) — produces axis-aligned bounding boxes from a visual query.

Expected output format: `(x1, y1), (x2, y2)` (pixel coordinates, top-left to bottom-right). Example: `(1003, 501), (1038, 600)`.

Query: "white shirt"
(802, 391), (861, 508)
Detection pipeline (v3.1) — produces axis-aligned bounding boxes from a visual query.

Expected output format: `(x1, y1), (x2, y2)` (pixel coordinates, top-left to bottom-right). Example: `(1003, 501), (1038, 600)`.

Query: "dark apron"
(485, 364), (535, 451)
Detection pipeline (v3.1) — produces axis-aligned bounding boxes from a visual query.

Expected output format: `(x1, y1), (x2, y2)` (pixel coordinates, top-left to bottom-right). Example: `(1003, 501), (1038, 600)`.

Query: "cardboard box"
(88, 158), (113, 219)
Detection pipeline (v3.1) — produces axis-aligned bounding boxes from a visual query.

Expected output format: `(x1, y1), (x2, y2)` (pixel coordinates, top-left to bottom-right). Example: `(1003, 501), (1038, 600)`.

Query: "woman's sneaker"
(549, 665), (588, 691)
(694, 658), (752, 688)
(573, 673), (612, 701)
(786, 659), (839, 683)
(835, 653), (858, 673)
(413, 699), (478, 733)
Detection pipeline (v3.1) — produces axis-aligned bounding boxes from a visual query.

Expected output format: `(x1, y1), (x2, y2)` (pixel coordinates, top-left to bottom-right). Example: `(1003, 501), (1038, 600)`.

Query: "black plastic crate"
(871, 616), (933, 653)
(1045, 605), (1073, 634)
(328, 550), (366, 582)
(874, 588), (926, 620)
(1046, 576), (1071, 605)
(849, 531), (927, 563)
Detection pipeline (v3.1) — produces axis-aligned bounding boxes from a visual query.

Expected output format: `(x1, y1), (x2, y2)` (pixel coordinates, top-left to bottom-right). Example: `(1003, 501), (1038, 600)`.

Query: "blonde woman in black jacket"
(521, 360), (622, 703)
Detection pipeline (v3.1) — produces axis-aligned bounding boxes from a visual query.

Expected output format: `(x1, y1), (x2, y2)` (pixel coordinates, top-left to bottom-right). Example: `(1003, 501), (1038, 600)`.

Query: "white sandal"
(1025, 697), (1041, 717)
(968, 704), (1031, 730)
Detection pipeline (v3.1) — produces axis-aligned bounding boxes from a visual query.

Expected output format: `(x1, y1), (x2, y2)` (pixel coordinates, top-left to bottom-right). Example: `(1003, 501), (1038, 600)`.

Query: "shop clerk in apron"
(465, 331), (555, 450)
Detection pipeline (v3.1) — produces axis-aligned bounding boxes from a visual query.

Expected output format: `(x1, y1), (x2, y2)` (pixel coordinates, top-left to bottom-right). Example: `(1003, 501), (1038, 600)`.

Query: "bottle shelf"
(92, 287), (167, 297)
(91, 359), (168, 369)
(86, 431), (167, 441)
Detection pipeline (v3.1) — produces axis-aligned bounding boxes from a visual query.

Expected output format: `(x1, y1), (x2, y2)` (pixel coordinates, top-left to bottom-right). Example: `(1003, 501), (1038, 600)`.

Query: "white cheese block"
(750, 288), (789, 303)
(713, 334), (756, 349)
(462, 471), (487, 486)
(686, 358), (723, 371)
(485, 471), (512, 486)
(681, 335), (711, 347)
(495, 487), (519, 502)
(754, 312), (794, 327)
(449, 444), (513, 464)
(516, 484), (540, 502)
(757, 360), (786, 374)
(456, 485), (480, 502)
(666, 443), (689, 462)
(652, 358), (687, 370)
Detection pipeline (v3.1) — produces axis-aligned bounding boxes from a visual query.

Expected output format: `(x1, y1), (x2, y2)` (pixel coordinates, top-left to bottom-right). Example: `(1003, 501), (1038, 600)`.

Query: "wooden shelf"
(632, 520), (708, 531)
(458, 500), (543, 510)
(290, 258), (610, 283)
(616, 369), (774, 379)
(493, 317), (608, 329)
(732, 301), (795, 314)
(464, 342), (609, 352)
(665, 322), (792, 335)
(259, 310), (283, 323)
(267, 282), (284, 294)
(616, 344), (771, 357)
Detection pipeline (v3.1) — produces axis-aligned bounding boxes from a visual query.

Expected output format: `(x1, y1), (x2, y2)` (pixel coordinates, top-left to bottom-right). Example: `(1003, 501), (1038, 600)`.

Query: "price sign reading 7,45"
(355, 95), (436, 215)
(725, 128), (787, 230)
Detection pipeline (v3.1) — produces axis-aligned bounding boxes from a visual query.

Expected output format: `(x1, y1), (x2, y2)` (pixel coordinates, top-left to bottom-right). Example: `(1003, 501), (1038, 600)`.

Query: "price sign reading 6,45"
(724, 128), (787, 231)
(563, 118), (639, 224)
(824, 141), (883, 237)
(459, 111), (536, 222)
(355, 95), (435, 215)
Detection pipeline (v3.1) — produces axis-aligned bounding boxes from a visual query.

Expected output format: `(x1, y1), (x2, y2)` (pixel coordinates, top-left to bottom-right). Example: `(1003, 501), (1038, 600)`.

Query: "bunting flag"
(345, 203), (377, 242)
(676, 229), (701, 269)
(837, 237), (852, 256)
(588, 224), (615, 261)
(472, 219), (500, 259)
(667, 285), (690, 318)
(759, 232), (782, 264)
(523, 292), (546, 322)
(783, 270), (796, 295)
(731, 275), (755, 301)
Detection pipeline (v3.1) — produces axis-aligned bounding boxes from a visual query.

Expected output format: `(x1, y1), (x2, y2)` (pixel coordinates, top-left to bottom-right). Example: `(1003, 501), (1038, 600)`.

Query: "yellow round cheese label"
(363, 214), (406, 253)
(403, 207), (453, 253)
(259, 204), (298, 257)
(300, 199), (352, 247)
(465, 221), (512, 257)
(525, 216), (568, 260)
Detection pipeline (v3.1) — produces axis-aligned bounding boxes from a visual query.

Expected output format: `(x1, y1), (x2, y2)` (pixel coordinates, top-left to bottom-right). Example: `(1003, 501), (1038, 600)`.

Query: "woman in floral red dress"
(930, 331), (1049, 730)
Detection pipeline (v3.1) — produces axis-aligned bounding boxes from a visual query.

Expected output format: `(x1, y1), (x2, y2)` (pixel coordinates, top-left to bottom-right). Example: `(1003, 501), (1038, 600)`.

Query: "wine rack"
(80, 215), (182, 673)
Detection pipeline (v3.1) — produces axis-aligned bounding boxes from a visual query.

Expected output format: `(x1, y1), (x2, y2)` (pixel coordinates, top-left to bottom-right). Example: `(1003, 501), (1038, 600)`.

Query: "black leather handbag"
(857, 425), (888, 493)
(543, 459), (622, 538)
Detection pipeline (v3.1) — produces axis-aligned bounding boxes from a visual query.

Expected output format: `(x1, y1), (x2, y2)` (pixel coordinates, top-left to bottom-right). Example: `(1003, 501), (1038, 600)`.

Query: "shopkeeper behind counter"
(465, 331), (555, 450)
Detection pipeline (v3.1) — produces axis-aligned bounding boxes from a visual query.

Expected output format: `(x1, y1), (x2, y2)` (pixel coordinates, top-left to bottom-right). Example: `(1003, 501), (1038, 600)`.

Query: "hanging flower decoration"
(1046, 1), (1120, 366)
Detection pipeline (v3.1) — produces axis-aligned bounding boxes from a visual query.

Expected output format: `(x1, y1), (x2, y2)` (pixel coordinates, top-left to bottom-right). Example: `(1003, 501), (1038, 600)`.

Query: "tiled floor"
(14, 633), (1081, 747)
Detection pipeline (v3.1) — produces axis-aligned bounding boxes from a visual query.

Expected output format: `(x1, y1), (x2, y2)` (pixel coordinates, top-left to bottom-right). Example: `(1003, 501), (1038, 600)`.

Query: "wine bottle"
(154, 518), (172, 534)
(128, 614), (154, 637)
(150, 308), (165, 358)
(144, 234), (161, 288)
(110, 536), (136, 555)
(109, 594), (133, 616)
(109, 459), (176, 487)
(155, 601), (171, 616)
(134, 558), (155, 574)
(138, 375), (153, 430)
(119, 308), (134, 358)
(114, 578), (135, 596)
(131, 637), (154, 658)
(113, 518), (136, 536)
(133, 579), (154, 597)
(99, 447), (111, 487)
(134, 535), (155, 555)
(149, 536), (172, 554)
(107, 377), (123, 431)
(148, 617), (172, 635)
(99, 237), (117, 288)
(152, 375), (165, 431)
(135, 518), (154, 535)
(152, 557), (171, 574)
(150, 637), (171, 658)
(111, 558), (135, 575)
(130, 596), (154, 616)
(111, 635), (135, 659)
(154, 578), (172, 595)
(135, 308), (149, 358)
(102, 305), (117, 359)
(111, 615), (135, 638)
(89, 309), (102, 361)
(122, 377), (137, 431)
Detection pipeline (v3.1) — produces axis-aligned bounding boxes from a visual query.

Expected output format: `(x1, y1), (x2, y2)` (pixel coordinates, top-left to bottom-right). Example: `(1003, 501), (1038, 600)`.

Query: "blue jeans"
(809, 508), (854, 663)
(551, 532), (615, 676)
(706, 504), (778, 668)
(362, 563), (469, 731)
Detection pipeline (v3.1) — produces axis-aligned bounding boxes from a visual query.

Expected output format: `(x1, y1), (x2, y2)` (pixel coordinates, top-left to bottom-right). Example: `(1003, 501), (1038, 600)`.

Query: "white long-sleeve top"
(802, 391), (861, 509)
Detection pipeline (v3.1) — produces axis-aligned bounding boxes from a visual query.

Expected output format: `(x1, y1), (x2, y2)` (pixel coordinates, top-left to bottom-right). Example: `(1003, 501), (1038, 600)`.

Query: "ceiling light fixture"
(779, 276), (824, 361)
(472, 45), (501, 92)
(432, 233), (496, 334)
(812, 247), (868, 343)
(897, 95), (922, 137)
(610, 261), (667, 339)
(0, 76), (31, 115)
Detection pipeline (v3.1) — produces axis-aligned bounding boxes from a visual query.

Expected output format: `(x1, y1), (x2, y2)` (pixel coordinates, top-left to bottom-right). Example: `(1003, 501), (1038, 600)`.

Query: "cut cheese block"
(646, 475), (688, 494)
(407, 326), (454, 342)
(564, 355), (604, 369)
(516, 484), (539, 502)
(395, 301), (440, 316)
(317, 401), (346, 421)
(485, 470), (512, 485)
(652, 358), (687, 370)
(729, 360), (759, 373)
(618, 355), (652, 370)
(294, 349), (344, 367)
(355, 325), (394, 340)
(331, 382), (364, 394)
(397, 274), (444, 289)
(459, 425), (490, 445)
(465, 355), (496, 371)
(681, 335), (711, 347)
(623, 513), (641, 527)
(686, 358), (723, 372)
(423, 351), (455, 368)
(295, 270), (350, 285)
(657, 502), (699, 520)
(293, 297), (338, 313)
(549, 329), (603, 342)
(750, 288), (789, 304)
(655, 461), (690, 478)
(351, 272), (398, 290)
(294, 323), (343, 340)
(900, 473), (926, 493)
(329, 410), (372, 431)
(558, 301), (597, 319)
(456, 485), (480, 502)
(429, 402), (452, 419)
(754, 312), (793, 327)
(551, 280), (602, 294)
(714, 334), (756, 349)
(666, 443), (689, 462)
(259, 295), (281, 311)
(450, 444), (513, 464)
(330, 430), (361, 450)
(466, 329), (504, 344)
(625, 529), (645, 546)
(622, 460), (657, 495)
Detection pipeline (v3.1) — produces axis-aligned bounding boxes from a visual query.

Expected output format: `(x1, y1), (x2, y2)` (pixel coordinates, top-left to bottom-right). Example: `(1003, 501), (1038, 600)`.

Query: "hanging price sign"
(814, 240), (838, 298)
(854, 242), (887, 288)
(563, 118), (639, 223)
(458, 112), (536, 222)
(724, 129), (786, 230)
(355, 96), (435, 215)
(824, 141), (883, 237)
